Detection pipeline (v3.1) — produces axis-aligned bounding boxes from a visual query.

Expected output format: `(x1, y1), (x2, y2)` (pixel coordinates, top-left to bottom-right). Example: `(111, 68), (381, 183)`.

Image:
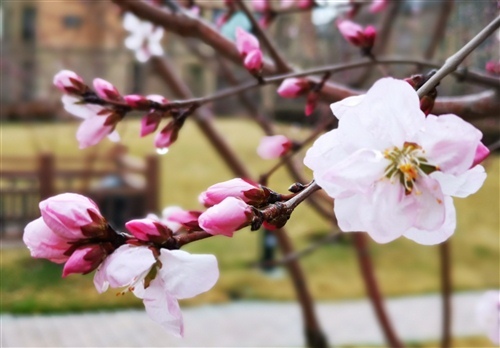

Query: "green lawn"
(1, 118), (499, 315)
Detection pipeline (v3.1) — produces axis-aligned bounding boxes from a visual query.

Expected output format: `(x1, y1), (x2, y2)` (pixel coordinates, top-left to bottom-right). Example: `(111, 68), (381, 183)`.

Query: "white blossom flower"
(304, 78), (487, 244)
(123, 12), (164, 63)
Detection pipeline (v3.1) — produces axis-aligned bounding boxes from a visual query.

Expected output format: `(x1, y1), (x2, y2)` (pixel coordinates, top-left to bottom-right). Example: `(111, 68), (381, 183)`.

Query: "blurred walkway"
(2, 292), (487, 347)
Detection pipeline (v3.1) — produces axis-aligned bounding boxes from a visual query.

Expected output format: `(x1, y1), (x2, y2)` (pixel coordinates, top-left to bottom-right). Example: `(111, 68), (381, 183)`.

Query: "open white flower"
(123, 12), (164, 63)
(304, 78), (487, 245)
(94, 244), (219, 337)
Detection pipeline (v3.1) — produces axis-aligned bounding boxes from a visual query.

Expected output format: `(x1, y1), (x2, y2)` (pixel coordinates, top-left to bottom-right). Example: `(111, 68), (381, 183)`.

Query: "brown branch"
(418, 15), (500, 97)
(149, 54), (328, 348)
(439, 241), (452, 348)
(353, 234), (404, 348)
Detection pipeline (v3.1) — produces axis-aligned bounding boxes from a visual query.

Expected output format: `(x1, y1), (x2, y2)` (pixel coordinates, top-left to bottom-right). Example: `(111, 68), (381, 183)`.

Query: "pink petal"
(243, 49), (263, 73)
(125, 218), (163, 241)
(235, 28), (260, 56)
(431, 165), (487, 198)
(198, 197), (253, 237)
(39, 193), (99, 240)
(370, 0), (388, 13)
(403, 196), (456, 245)
(257, 135), (292, 159)
(367, 180), (417, 243)
(62, 244), (105, 277)
(143, 277), (184, 337)
(62, 95), (103, 119)
(76, 115), (114, 149)
(23, 217), (70, 263)
(304, 129), (349, 174)
(475, 291), (500, 345)
(198, 178), (262, 207)
(472, 142), (490, 167)
(320, 148), (387, 199)
(161, 206), (184, 232)
(125, 33), (144, 50)
(329, 95), (364, 119)
(123, 12), (141, 31)
(334, 194), (372, 233)
(418, 114), (483, 175)
(158, 249), (219, 299)
(411, 176), (446, 231)
(277, 78), (309, 98)
(94, 245), (155, 291)
(93, 78), (120, 100)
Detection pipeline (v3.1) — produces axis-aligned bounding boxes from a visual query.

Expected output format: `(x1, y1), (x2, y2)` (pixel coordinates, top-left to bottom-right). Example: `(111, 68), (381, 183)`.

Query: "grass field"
(1, 118), (499, 315)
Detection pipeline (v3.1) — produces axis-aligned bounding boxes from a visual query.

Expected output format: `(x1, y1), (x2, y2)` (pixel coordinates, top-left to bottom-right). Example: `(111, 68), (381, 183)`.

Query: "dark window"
(62, 15), (83, 29)
(21, 6), (36, 43)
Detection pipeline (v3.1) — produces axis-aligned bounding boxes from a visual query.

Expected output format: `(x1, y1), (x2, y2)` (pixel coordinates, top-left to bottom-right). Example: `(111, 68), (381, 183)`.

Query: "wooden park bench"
(0, 149), (159, 239)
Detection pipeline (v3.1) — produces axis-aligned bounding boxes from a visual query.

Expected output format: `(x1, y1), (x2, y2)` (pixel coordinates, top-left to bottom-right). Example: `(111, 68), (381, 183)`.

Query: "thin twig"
(440, 241), (452, 348)
(417, 15), (500, 98)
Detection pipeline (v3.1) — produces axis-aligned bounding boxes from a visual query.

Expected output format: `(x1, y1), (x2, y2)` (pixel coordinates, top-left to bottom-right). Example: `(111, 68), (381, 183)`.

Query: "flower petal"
(403, 196), (456, 245)
(330, 95), (364, 119)
(411, 176), (446, 231)
(320, 148), (387, 198)
(418, 114), (483, 175)
(62, 95), (103, 119)
(76, 116), (113, 149)
(304, 129), (349, 174)
(431, 165), (487, 198)
(94, 245), (155, 291)
(158, 249), (219, 300)
(23, 217), (70, 263)
(143, 276), (184, 337)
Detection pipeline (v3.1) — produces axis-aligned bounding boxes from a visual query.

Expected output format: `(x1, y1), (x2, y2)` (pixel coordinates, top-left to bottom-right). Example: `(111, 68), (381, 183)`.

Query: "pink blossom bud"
(337, 20), (377, 49)
(485, 61), (500, 75)
(147, 94), (169, 105)
(257, 135), (293, 159)
(199, 178), (267, 207)
(244, 49), (263, 74)
(305, 92), (319, 116)
(140, 112), (161, 137)
(297, 0), (314, 10)
(39, 193), (106, 240)
(472, 142), (490, 167)
(235, 28), (260, 57)
(281, 0), (295, 8)
(370, 0), (388, 13)
(252, 0), (270, 12)
(62, 244), (109, 277)
(258, 14), (273, 29)
(93, 78), (121, 101)
(125, 218), (171, 242)
(53, 70), (85, 95)
(198, 197), (254, 237)
(167, 210), (202, 231)
(277, 78), (310, 98)
(154, 121), (179, 149)
(124, 94), (149, 108)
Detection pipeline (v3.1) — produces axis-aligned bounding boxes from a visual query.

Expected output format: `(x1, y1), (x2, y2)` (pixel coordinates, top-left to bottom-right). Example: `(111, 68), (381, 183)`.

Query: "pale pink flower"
(304, 78), (487, 245)
(123, 12), (164, 63)
(94, 245), (219, 337)
(62, 95), (120, 149)
(53, 70), (85, 94)
(277, 78), (310, 98)
(243, 49), (263, 74)
(235, 28), (260, 57)
(125, 218), (171, 242)
(370, 0), (388, 13)
(23, 217), (72, 264)
(257, 135), (292, 159)
(337, 19), (377, 48)
(199, 178), (266, 207)
(198, 197), (254, 237)
(93, 78), (121, 101)
(476, 291), (500, 344)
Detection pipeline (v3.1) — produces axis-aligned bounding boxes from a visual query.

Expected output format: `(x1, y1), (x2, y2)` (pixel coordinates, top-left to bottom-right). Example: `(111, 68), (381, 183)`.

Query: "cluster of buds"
(54, 70), (191, 151)
(24, 193), (123, 277)
(276, 77), (323, 116)
(196, 178), (300, 237)
(251, 0), (275, 28)
(54, 71), (124, 149)
(236, 28), (264, 76)
(337, 19), (377, 55)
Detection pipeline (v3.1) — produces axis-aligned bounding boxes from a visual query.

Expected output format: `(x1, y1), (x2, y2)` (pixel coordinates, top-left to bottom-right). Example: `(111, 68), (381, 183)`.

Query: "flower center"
(383, 142), (439, 195)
